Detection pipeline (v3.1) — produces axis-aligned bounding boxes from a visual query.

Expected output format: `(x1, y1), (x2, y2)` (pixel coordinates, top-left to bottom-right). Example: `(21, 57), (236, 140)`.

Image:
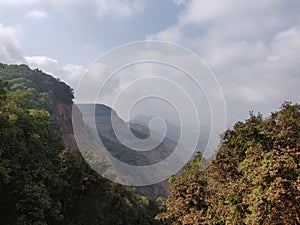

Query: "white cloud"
(173, 0), (189, 6)
(271, 26), (300, 63)
(236, 87), (266, 104)
(147, 0), (300, 125)
(267, 56), (281, 64)
(63, 64), (86, 88)
(26, 10), (48, 19)
(0, 23), (24, 64)
(274, 26), (300, 40)
(1, 0), (144, 18)
(0, 0), (82, 7)
(95, 0), (144, 18)
(0, 0), (39, 5)
(25, 56), (58, 70)
(25, 56), (86, 89)
(24, 56), (76, 86)
(43, 0), (85, 9)
(145, 25), (182, 43)
(63, 64), (85, 76)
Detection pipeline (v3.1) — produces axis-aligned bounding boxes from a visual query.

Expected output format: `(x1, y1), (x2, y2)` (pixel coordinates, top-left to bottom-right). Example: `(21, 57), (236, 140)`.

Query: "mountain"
(131, 114), (181, 143)
(0, 63), (171, 199)
(78, 104), (177, 165)
(78, 104), (178, 199)
(0, 63), (161, 225)
(132, 114), (210, 154)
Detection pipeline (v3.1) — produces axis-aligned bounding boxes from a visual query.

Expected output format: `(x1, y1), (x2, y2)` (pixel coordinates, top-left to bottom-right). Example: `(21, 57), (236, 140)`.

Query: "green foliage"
(0, 63), (74, 113)
(0, 79), (7, 102)
(156, 153), (209, 225)
(58, 149), (160, 225)
(0, 63), (161, 225)
(101, 135), (150, 166)
(0, 85), (65, 224)
(156, 103), (300, 225)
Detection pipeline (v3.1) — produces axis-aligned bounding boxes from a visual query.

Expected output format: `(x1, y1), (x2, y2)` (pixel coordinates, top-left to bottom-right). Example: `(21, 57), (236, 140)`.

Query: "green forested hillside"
(0, 64), (73, 111)
(0, 64), (160, 225)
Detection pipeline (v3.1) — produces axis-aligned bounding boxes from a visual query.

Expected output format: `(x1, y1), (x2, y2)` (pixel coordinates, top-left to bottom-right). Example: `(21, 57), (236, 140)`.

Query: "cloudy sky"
(0, 0), (299, 127)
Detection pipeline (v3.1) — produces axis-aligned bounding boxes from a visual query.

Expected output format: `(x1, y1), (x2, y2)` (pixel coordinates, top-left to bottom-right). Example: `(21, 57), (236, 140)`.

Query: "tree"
(156, 154), (209, 225)
(156, 103), (300, 225)
(58, 148), (161, 225)
(0, 82), (65, 224)
(206, 103), (300, 224)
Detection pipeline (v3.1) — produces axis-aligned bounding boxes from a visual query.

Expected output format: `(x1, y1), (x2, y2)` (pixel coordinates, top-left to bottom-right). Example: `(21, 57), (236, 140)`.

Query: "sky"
(0, 0), (300, 128)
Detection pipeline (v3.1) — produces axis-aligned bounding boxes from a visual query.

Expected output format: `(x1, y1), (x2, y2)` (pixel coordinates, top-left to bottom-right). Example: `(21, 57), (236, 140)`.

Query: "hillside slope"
(0, 63), (161, 225)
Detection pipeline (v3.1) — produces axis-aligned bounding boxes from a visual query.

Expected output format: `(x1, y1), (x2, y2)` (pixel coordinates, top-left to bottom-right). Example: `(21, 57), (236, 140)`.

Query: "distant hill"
(131, 114), (181, 143)
(132, 114), (210, 154)
(78, 104), (177, 165)
(78, 104), (178, 198)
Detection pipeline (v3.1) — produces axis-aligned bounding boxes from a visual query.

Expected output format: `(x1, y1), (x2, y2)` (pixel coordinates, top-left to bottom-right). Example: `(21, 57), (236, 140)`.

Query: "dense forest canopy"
(0, 63), (74, 111)
(156, 103), (300, 225)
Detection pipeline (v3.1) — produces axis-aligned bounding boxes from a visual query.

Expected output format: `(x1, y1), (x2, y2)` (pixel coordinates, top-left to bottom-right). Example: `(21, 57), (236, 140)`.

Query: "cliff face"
(53, 103), (108, 158)
(54, 103), (78, 150)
